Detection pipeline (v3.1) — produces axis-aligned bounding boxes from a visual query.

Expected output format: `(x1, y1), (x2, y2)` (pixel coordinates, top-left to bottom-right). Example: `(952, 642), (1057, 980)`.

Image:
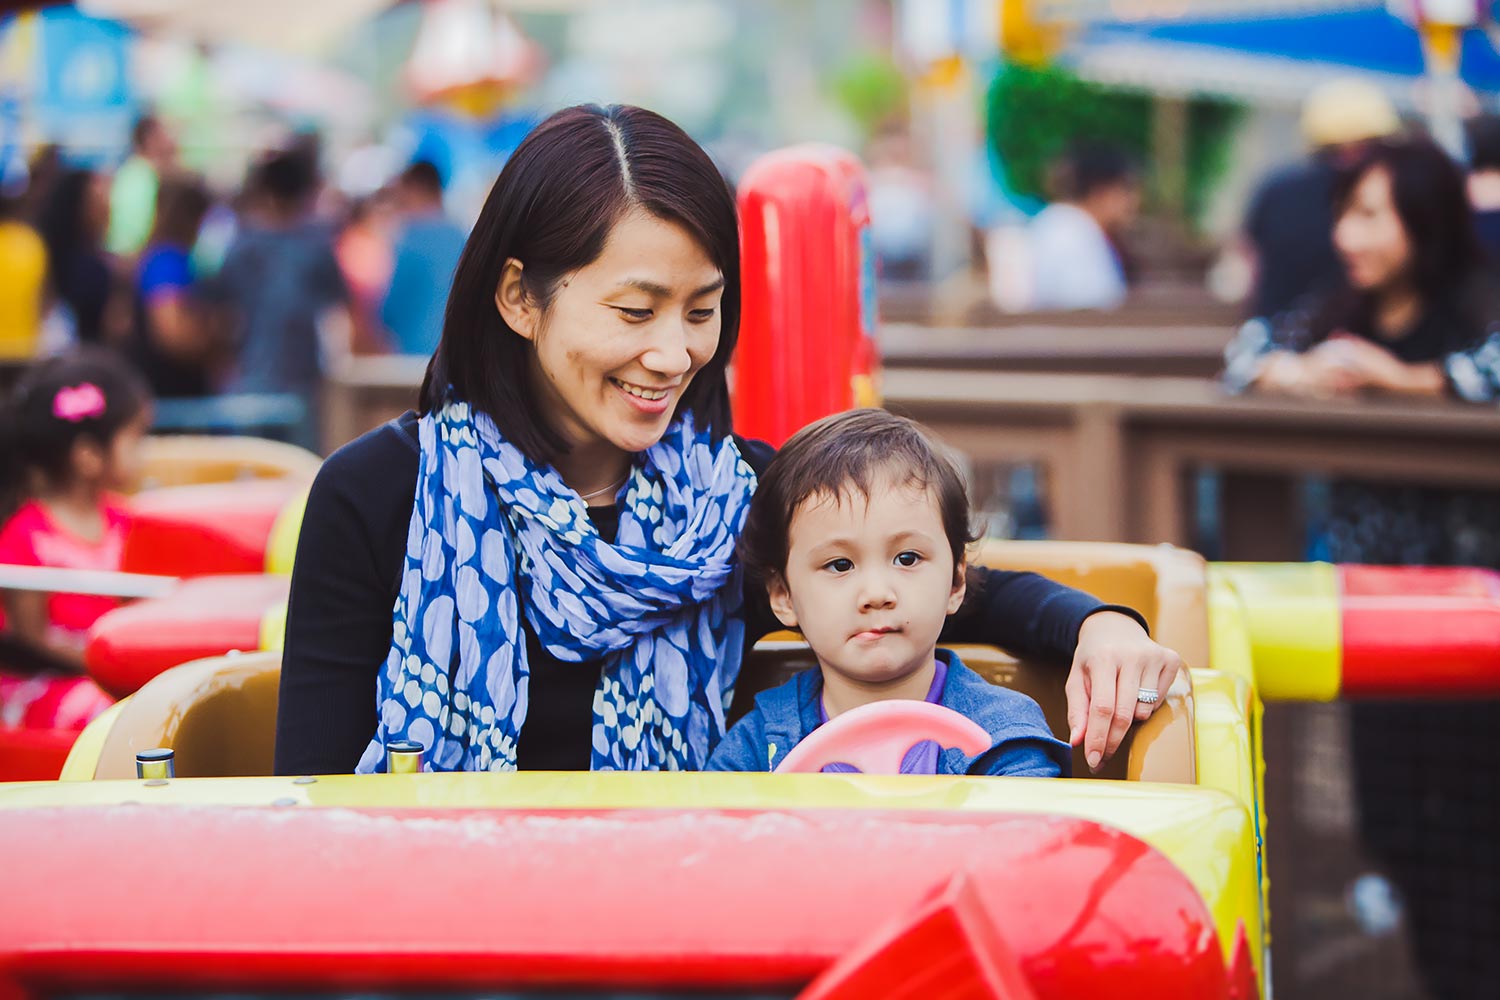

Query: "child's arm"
(704, 710), (776, 772)
(969, 739), (1069, 778)
(0, 589), (86, 673)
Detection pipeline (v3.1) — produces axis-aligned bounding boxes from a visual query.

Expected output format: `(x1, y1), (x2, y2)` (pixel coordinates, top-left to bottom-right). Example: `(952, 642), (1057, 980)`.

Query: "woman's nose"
(641, 317), (693, 378)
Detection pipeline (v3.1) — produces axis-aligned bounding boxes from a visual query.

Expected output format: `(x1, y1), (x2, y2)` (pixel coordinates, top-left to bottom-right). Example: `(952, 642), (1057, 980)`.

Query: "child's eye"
(895, 551), (922, 567)
(823, 557), (854, 574)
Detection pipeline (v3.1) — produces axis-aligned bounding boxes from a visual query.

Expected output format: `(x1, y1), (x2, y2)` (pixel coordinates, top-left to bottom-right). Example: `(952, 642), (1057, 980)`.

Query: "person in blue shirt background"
(707, 409), (1071, 777)
(380, 160), (468, 357)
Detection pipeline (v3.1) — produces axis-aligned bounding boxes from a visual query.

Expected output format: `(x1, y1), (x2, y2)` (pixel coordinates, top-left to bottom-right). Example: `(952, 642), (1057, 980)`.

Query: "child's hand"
(1065, 611), (1185, 774)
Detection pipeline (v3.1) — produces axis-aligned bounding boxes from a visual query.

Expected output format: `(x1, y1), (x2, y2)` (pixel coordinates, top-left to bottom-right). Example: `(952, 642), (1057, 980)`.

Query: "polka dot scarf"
(357, 400), (756, 774)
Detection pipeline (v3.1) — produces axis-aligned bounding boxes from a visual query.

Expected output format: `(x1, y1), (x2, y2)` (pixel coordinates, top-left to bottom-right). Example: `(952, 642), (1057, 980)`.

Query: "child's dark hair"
(740, 409), (979, 583)
(1, 349), (151, 511)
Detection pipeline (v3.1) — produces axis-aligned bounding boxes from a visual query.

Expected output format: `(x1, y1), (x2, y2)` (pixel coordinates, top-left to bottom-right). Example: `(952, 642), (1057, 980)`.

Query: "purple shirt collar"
(816, 656), (949, 727)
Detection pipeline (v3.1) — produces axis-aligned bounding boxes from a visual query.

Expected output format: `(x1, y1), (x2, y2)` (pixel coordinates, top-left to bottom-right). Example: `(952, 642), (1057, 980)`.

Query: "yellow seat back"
(136, 436), (323, 491)
(71, 651), (282, 780)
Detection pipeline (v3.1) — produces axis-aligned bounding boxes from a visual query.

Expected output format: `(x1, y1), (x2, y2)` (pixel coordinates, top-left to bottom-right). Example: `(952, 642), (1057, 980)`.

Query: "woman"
(1226, 138), (1500, 410)
(129, 174), (217, 398)
(275, 104), (1180, 777)
(1224, 137), (1500, 999)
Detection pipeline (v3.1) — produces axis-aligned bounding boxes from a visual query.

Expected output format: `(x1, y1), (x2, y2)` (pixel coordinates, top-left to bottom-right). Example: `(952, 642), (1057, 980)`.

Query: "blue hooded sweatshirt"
(705, 649), (1071, 777)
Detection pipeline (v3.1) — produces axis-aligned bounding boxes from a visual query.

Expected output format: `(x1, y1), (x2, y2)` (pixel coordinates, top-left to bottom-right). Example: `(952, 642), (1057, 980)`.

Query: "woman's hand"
(1065, 611), (1185, 773)
(1254, 349), (1362, 398)
(1313, 335), (1446, 397)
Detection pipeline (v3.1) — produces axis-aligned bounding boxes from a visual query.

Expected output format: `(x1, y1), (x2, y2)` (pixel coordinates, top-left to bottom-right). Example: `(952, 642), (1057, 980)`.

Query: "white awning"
(77, 0), (394, 54)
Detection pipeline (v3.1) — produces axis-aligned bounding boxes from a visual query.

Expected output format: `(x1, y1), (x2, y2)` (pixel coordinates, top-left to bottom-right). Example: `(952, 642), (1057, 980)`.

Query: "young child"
(0, 350), (151, 729)
(707, 409), (1070, 777)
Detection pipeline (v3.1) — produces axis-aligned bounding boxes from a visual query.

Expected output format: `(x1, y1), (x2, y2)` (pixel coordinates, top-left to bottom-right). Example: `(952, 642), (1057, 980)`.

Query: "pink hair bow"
(53, 382), (107, 423)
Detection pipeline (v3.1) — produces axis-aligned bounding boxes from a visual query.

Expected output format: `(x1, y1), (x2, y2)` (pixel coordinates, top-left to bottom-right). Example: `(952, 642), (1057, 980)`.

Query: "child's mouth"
(852, 626), (900, 641)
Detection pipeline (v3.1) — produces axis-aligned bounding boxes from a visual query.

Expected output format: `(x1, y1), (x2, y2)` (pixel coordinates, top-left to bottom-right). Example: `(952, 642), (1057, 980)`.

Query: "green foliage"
(986, 62), (1244, 229)
(829, 52), (909, 135)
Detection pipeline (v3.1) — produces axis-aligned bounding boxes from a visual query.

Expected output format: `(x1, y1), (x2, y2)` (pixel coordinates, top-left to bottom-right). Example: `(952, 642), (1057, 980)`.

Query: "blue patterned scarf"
(356, 400), (755, 773)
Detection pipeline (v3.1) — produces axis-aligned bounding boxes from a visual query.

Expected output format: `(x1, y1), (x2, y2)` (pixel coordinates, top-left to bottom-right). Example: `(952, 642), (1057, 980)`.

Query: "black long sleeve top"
(274, 411), (1141, 775)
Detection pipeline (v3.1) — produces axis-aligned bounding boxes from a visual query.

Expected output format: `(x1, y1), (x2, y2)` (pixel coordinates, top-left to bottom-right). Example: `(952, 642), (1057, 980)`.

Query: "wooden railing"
(886, 369), (1500, 559)
(321, 358), (1500, 561)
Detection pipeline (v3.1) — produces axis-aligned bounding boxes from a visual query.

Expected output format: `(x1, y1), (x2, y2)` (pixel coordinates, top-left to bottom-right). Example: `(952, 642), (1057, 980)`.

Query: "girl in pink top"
(0, 351), (151, 729)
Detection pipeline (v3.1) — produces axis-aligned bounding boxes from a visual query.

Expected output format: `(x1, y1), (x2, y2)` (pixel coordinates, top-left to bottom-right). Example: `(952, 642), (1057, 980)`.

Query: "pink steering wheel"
(773, 700), (993, 774)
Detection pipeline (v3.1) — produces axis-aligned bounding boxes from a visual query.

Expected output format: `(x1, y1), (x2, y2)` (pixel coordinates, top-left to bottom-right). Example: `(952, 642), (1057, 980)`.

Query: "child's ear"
(494, 258), (539, 341)
(767, 573), (799, 629)
(946, 561), (968, 615)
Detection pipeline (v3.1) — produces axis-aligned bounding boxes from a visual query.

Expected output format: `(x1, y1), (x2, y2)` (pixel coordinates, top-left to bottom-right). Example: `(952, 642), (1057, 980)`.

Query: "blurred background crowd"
(5, 2), (1500, 404)
(4, 1), (1500, 998)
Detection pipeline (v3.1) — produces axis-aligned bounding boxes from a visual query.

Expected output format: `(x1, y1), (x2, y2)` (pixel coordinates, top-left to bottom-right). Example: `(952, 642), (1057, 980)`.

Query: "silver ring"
(1136, 688), (1161, 705)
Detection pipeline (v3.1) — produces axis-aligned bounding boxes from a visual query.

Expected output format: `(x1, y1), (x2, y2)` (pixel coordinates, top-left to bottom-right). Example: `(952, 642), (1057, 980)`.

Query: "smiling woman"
(274, 104), (1182, 778)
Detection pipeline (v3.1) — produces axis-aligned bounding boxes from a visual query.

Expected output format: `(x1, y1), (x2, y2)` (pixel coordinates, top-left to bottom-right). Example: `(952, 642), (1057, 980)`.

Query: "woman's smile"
(609, 376), (675, 415)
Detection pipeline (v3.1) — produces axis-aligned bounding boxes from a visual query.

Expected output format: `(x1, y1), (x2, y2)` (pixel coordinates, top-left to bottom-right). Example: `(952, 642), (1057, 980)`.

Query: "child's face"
(105, 411), (151, 491)
(768, 471), (966, 689)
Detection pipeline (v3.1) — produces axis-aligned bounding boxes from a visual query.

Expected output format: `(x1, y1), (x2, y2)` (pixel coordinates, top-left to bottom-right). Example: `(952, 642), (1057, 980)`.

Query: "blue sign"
(33, 6), (134, 154)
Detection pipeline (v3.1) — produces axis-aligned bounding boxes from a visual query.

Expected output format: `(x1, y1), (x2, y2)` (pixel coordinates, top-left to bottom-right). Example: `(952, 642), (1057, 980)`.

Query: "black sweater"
(274, 411), (1139, 775)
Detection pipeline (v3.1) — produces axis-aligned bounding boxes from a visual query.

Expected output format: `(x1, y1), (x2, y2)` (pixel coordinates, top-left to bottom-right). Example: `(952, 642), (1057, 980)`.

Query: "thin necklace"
(577, 472), (629, 503)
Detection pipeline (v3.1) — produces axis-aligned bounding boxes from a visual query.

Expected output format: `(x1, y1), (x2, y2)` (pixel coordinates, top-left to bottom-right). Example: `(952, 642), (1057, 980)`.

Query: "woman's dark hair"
(1, 349), (151, 511)
(1312, 138), (1485, 342)
(738, 409), (978, 586)
(35, 168), (101, 264)
(148, 173), (211, 248)
(1334, 138), (1481, 298)
(420, 103), (741, 462)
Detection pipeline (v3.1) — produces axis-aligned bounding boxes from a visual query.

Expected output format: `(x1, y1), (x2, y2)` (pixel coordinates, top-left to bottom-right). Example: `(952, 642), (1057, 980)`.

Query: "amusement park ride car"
(2, 146), (1498, 1000)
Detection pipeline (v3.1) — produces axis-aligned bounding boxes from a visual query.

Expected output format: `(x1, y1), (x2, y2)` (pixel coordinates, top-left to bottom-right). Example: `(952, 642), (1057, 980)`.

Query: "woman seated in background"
(1224, 137), (1499, 406)
(1223, 135), (1500, 1000)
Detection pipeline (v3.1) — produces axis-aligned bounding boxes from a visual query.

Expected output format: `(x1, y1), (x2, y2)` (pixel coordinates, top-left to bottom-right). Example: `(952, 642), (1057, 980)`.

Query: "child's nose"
(858, 573), (897, 610)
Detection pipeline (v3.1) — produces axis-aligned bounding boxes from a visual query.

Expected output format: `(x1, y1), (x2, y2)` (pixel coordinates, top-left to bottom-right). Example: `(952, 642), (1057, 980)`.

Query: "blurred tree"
(830, 51), (908, 135)
(985, 62), (1243, 228)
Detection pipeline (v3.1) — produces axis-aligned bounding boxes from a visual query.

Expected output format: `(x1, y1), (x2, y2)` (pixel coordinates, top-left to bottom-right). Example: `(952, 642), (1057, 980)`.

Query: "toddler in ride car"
(707, 409), (1069, 776)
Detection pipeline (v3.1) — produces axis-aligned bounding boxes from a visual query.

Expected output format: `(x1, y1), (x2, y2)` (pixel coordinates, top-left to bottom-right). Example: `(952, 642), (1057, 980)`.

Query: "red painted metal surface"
(85, 575), (289, 698)
(121, 480), (303, 577)
(734, 145), (880, 447)
(799, 871), (1039, 999)
(1339, 565), (1500, 697)
(0, 728), (74, 782)
(0, 807), (1231, 998)
(1226, 920), (1260, 1000)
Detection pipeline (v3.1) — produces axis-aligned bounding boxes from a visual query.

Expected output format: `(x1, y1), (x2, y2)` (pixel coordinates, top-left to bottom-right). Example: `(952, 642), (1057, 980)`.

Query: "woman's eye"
(688, 307), (717, 323)
(616, 307), (653, 322)
(823, 558), (854, 574)
(895, 551), (922, 567)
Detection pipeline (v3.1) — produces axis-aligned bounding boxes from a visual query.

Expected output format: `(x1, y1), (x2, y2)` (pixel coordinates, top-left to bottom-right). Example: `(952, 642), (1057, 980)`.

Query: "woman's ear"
(494, 258), (538, 341)
(947, 561), (968, 615)
(767, 573), (799, 629)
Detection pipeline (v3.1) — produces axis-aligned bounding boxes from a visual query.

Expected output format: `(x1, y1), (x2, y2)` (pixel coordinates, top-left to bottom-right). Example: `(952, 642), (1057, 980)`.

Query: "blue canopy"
(1065, 5), (1500, 99)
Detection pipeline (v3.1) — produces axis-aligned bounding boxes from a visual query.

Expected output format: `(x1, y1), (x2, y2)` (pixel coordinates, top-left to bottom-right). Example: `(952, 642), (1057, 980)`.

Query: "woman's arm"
(1441, 328), (1500, 402)
(942, 569), (1182, 772)
(274, 435), (410, 775)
